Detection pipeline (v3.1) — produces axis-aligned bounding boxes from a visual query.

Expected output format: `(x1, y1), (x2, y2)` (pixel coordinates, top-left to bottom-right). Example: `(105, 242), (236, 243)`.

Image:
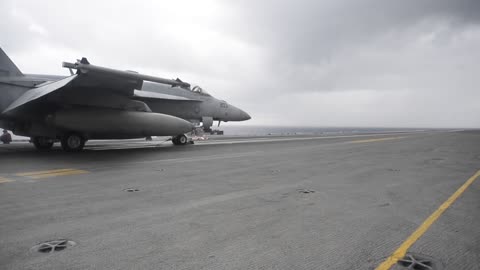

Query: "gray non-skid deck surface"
(0, 131), (479, 269)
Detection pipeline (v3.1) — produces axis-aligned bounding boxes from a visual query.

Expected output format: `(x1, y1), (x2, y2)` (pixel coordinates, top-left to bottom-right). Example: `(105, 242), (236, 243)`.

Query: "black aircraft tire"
(177, 135), (188, 145)
(32, 137), (54, 151)
(172, 137), (179, 145)
(172, 135), (188, 146)
(61, 133), (85, 152)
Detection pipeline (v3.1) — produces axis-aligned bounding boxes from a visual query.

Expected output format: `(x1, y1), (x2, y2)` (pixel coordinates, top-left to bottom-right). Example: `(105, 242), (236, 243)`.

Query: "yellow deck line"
(349, 136), (406, 144)
(16, 168), (88, 179)
(376, 169), (480, 270)
(0, 177), (14, 183)
(28, 169), (88, 179)
(16, 168), (78, 177)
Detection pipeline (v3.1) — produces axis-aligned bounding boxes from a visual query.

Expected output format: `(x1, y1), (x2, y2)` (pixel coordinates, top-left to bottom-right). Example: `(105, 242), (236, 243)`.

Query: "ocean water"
(219, 125), (429, 136)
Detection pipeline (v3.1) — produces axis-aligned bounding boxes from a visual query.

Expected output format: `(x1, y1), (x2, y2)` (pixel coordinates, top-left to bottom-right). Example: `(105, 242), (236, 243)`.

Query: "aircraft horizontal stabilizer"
(2, 75), (77, 114)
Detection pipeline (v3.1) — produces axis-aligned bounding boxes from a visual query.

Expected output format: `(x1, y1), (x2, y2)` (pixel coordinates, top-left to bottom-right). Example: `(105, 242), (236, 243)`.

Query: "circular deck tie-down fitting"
(32, 239), (76, 253)
(394, 253), (443, 270)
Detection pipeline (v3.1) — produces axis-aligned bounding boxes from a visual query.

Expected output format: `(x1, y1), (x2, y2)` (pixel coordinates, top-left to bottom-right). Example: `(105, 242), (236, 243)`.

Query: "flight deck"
(0, 131), (479, 269)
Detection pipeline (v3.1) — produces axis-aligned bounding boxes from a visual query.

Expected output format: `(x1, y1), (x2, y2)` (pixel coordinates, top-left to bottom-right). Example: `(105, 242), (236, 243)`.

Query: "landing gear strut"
(32, 136), (54, 151)
(61, 133), (86, 152)
(172, 134), (188, 145)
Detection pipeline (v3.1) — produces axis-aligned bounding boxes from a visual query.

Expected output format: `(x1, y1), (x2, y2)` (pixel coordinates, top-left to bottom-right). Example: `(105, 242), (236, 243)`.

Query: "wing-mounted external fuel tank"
(48, 108), (193, 139)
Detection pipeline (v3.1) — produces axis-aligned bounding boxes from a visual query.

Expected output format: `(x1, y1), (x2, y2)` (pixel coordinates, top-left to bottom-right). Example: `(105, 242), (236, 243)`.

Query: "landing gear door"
(202, 116), (213, 128)
(202, 116), (213, 132)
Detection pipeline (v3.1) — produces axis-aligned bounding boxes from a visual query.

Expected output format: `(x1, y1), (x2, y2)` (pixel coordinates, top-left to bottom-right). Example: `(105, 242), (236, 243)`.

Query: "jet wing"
(2, 58), (194, 115)
(62, 58), (190, 91)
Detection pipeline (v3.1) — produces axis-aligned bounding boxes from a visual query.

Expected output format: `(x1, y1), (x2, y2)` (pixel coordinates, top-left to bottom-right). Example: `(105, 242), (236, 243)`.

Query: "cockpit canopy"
(191, 85), (210, 96)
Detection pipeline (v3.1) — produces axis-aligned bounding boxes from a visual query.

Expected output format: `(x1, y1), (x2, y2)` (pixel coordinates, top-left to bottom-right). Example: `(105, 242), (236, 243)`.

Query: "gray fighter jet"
(0, 48), (250, 151)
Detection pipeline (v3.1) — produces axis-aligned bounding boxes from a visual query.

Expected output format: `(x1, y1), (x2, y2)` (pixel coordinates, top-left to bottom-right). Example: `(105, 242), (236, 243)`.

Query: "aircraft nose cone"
(231, 105), (251, 121)
(223, 103), (251, 122)
(241, 110), (251, 121)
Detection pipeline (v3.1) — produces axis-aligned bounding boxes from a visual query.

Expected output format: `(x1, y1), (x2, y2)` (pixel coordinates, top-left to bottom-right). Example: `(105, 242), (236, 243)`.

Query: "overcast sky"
(2, 0), (480, 128)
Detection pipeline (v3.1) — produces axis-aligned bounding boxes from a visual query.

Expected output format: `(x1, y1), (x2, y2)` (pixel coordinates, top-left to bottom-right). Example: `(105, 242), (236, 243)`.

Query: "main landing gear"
(32, 136), (54, 151)
(32, 133), (86, 152)
(172, 134), (189, 145)
(60, 133), (86, 152)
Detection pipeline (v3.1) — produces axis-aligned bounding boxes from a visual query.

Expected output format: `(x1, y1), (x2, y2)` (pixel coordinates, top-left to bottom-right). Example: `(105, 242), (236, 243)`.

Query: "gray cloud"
(225, 0), (480, 62)
(1, 0), (480, 127)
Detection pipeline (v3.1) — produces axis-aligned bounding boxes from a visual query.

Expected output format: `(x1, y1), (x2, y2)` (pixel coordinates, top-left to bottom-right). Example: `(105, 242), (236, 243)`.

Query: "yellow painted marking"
(16, 168), (88, 179)
(29, 169), (88, 179)
(349, 136), (406, 144)
(0, 177), (14, 183)
(16, 168), (77, 176)
(376, 170), (480, 270)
